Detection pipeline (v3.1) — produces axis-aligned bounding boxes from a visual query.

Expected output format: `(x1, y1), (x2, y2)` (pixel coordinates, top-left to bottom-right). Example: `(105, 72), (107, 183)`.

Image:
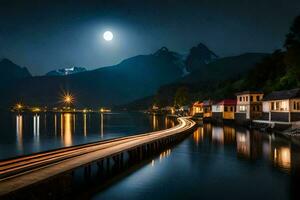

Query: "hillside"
(120, 52), (269, 110)
(180, 53), (268, 84)
(0, 59), (31, 83)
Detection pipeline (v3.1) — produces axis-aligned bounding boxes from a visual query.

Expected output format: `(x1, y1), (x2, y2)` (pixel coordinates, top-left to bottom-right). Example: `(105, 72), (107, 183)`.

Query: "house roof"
(203, 100), (213, 106)
(193, 101), (203, 107)
(235, 91), (263, 96)
(263, 88), (300, 101)
(217, 99), (237, 105)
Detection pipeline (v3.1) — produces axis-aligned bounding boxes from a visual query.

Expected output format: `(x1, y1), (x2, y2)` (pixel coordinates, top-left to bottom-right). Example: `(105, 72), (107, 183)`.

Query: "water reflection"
(236, 131), (251, 158)
(16, 115), (23, 152)
(61, 113), (73, 146)
(92, 125), (300, 200)
(33, 114), (40, 146)
(152, 115), (158, 131)
(223, 126), (235, 144)
(83, 113), (87, 137)
(159, 149), (171, 160)
(212, 127), (224, 144)
(73, 114), (76, 133)
(54, 114), (57, 135)
(4, 112), (171, 160)
(151, 149), (172, 167)
(193, 127), (203, 144)
(100, 113), (104, 138)
(193, 124), (297, 173)
(272, 144), (291, 171)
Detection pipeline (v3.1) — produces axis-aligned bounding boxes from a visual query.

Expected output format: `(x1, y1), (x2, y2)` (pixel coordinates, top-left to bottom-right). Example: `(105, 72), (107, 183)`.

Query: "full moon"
(103, 31), (113, 41)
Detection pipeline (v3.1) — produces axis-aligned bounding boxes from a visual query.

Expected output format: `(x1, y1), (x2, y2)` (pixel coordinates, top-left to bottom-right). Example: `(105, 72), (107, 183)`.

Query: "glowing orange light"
(63, 94), (73, 104)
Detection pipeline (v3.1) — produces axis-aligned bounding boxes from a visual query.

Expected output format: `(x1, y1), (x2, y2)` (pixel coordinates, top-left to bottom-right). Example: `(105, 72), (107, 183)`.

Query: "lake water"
(91, 123), (300, 200)
(1, 112), (299, 200)
(0, 112), (174, 160)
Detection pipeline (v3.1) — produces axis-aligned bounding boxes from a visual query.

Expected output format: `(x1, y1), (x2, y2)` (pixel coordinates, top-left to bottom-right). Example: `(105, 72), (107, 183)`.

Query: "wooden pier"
(0, 117), (196, 198)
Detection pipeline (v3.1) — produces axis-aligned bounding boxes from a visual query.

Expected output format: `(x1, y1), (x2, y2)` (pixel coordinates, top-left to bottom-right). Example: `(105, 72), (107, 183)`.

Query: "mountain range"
(0, 43), (267, 109)
(0, 58), (31, 83)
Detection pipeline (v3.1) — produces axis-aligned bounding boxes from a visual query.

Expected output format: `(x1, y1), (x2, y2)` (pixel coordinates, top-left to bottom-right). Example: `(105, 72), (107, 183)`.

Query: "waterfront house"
(261, 88), (300, 123)
(212, 99), (237, 121)
(179, 105), (190, 116)
(191, 101), (203, 117)
(203, 100), (213, 119)
(235, 91), (264, 123)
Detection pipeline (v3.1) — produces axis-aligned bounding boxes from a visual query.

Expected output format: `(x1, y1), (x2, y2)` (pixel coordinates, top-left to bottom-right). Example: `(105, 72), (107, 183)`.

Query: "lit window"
(240, 105), (246, 112)
(276, 102), (279, 110)
(271, 102), (275, 110)
(281, 101), (287, 111)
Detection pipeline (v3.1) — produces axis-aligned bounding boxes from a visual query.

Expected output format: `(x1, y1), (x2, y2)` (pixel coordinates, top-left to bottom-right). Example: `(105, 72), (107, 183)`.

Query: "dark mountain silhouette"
(4, 47), (191, 108)
(181, 53), (268, 84)
(0, 58), (31, 83)
(185, 43), (218, 72)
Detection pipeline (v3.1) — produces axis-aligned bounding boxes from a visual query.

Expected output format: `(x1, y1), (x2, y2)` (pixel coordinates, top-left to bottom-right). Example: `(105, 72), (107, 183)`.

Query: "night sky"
(0, 0), (299, 75)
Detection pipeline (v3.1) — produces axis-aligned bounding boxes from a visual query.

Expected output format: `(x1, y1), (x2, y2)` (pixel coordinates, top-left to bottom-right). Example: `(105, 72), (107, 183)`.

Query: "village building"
(203, 100), (213, 119)
(261, 88), (300, 123)
(191, 101), (203, 117)
(235, 91), (264, 123)
(212, 99), (237, 121)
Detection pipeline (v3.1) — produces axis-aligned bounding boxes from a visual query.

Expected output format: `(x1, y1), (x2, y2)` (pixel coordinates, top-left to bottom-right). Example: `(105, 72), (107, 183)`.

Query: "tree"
(174, 87), (189, 108)
(284, 15), (300, 78)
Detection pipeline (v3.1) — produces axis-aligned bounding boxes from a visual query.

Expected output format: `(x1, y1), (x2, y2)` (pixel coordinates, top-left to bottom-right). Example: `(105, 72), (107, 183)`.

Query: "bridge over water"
(0, 117), (196, 198)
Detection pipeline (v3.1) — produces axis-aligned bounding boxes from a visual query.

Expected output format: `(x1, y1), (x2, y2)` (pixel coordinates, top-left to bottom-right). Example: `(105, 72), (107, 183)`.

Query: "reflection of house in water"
(236, 131), (251, 158)
(273, 147), (291, 171)
(223, 126), (236, 144)
(270, 139), (291, 172)
(269, 138), (300, 175)
(203, 123), (212, 135)
(212, 127), (224, 144)
(236, 129), (262, 159)
(193, 127), (204, 144)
